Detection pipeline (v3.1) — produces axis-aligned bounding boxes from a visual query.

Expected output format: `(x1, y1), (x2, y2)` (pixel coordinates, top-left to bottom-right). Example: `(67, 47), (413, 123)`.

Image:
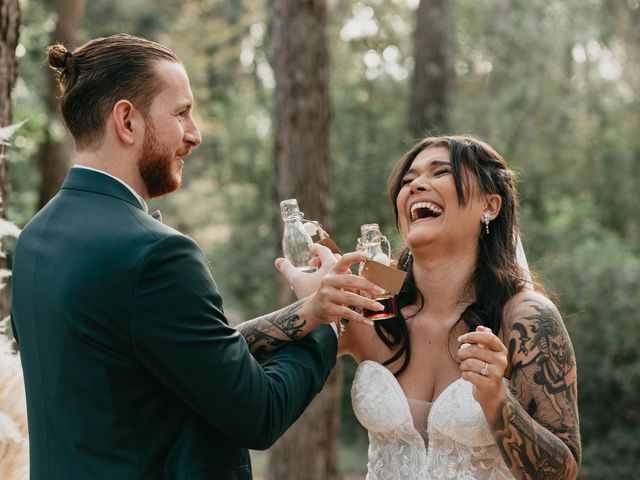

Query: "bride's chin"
(407, 243), (430, 256)
(405, 229), (436, 249)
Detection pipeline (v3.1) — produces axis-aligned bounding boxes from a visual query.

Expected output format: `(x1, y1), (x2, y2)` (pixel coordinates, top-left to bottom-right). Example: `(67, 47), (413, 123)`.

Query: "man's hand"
(239, 246), (384, 364)
(275, 243), (340, 299)
(298, 251), (385, 328)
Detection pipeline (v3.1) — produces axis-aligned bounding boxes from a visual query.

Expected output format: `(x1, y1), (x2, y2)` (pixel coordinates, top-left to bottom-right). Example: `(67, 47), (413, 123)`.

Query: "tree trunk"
(268, 0), (341, 479)
(35, 0), (85, 210)
(0, 0), (20, 217)
(0, 0), (20, 322)
(408, 0), (449, 138)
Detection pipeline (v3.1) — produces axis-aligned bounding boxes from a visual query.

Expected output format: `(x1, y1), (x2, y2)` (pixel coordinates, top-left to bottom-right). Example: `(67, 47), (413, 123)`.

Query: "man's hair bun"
(47, 44), (72, 70)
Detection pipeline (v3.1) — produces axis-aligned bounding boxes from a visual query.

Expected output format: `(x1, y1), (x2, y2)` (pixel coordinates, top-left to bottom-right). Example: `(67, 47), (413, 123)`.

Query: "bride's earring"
(482, 212), (490, 235)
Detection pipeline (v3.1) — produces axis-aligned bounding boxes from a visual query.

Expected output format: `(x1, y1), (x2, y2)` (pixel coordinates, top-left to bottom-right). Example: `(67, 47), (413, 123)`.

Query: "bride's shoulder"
(501, 289), (572, 365)
(502, 289), (559, 326)
(342, 320), (396, 365)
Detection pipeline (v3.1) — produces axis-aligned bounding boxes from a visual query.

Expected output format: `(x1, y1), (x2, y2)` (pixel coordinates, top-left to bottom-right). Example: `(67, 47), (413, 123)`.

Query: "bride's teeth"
(410, 201), (443, 221)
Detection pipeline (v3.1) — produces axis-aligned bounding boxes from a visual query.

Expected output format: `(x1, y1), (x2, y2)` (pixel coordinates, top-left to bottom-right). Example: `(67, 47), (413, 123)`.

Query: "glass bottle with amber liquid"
(280, 199), (316, 272)
(357, 223), (398, 320)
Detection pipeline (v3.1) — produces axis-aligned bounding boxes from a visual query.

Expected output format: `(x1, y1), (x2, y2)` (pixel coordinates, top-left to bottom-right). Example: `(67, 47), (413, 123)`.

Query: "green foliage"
(7, 1), (55, 224)
(524, 195), (640, 478)
(1, 122), (24, 337)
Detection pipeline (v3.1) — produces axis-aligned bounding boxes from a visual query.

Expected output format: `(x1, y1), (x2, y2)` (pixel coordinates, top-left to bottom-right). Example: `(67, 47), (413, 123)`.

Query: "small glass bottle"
(280, 199), (316, 272)
(357, 223), (398, 320)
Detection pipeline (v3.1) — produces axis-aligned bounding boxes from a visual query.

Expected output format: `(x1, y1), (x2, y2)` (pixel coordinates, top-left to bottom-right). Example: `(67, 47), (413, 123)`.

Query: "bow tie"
(150, 210), (163, 223)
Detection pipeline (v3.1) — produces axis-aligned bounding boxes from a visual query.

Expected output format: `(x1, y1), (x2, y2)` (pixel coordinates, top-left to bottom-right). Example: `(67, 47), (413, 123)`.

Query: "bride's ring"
(480, 362), (489, 377)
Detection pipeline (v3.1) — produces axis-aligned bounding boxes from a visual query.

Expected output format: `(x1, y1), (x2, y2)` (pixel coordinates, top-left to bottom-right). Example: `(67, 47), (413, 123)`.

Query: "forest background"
(1, 0), (639, 479)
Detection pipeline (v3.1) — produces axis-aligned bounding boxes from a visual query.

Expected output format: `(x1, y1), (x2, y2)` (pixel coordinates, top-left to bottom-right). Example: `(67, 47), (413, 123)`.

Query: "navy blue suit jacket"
(11, 168), (337, 479)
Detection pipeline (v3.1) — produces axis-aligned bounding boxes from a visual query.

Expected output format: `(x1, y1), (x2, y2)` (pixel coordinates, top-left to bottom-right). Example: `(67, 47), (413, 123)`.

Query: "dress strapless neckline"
(352, 360), (515, 479)
(361, 359), (464, 418)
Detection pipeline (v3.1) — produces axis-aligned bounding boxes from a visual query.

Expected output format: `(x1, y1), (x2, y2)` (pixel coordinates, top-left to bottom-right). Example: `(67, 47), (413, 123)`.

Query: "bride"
(277, 135), (580, 479)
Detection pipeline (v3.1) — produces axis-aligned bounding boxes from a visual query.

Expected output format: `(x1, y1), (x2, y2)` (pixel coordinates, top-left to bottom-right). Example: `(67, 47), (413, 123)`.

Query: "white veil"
(515, 232), (533, 288)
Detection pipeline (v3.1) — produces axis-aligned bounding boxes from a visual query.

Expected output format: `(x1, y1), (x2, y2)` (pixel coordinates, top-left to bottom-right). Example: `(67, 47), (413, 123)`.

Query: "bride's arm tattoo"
(493, 295), (581, 480)
(236, 300), (309, 363)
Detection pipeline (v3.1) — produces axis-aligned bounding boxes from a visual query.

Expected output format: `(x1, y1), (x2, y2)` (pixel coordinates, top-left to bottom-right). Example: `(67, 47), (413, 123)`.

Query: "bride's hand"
(298, 252), (386, 328)
(457, 326), (509, 408)
(275, 243), (340, 299)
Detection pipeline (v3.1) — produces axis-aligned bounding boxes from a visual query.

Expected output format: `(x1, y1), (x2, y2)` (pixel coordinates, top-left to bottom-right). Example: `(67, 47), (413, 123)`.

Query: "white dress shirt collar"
(72, 165), (148, 213)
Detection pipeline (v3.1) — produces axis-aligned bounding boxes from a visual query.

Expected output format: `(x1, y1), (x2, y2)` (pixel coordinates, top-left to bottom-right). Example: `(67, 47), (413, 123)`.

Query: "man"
(11, 34), (382, 479)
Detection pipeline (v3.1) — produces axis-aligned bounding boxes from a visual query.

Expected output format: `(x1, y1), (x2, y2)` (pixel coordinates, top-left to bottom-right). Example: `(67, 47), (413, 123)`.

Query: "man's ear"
(112, 100), (141, 145)
(484, 193), (502, 220)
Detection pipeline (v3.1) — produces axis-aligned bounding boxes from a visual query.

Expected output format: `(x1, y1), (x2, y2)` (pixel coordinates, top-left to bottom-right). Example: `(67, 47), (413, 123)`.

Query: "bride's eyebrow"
(430, 160), (452, 167)
(405, 160), (452, 176)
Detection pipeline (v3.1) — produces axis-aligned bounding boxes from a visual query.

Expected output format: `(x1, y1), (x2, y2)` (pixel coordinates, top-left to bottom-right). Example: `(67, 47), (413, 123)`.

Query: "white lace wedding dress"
(352, 360), (515, 479)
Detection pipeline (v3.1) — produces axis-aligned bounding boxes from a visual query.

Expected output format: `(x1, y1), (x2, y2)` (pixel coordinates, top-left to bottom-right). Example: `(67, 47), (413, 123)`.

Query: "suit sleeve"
(130, 233), (337, 449)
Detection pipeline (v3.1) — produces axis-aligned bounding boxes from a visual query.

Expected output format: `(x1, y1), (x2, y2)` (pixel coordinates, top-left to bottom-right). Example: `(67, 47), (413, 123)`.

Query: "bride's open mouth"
(410, 201), (443, 223)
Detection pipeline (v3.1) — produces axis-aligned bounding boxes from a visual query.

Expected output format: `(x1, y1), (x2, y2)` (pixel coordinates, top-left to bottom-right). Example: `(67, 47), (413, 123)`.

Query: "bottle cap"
(280, 199), (301, 220)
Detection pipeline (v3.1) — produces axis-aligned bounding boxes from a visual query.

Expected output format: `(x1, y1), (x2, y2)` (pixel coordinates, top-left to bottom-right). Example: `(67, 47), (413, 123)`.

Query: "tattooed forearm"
(236, 300), (308, 363)
(493, 392), (578, 480)
(496, 294), (581, 479)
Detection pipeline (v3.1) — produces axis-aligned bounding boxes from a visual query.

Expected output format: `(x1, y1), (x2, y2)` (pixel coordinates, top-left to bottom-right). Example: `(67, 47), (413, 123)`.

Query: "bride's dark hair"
(377, 134), (527, 376)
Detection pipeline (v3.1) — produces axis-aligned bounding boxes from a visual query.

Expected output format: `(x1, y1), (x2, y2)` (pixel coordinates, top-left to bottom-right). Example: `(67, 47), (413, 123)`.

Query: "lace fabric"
(352, 361), (515, 480)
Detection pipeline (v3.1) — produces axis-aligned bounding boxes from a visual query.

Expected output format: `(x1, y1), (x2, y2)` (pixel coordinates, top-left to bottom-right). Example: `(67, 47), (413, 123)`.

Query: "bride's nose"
(409, 177), (431, 194)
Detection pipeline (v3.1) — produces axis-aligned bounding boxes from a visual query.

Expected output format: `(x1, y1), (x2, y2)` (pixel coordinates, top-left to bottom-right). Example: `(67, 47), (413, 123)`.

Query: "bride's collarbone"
(397, 320), (465, 403)
(398, 354), (461, 403)
(353, 311), (467, 400)
(356, 316), (466, 394)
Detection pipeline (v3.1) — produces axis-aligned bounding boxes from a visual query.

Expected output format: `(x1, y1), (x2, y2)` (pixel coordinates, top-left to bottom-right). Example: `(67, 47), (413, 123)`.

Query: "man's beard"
(138, 122), (182, 199)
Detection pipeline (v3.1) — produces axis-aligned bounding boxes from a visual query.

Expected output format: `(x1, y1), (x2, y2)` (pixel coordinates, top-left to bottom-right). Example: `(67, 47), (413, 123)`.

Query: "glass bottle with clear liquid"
(357, 223), (398, 320)
(280, 199), (316, 272)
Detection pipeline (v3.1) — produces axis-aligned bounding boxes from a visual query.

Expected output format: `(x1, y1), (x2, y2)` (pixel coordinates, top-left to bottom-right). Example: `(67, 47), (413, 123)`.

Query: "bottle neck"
(361, 231), (382, 245)
(359, 226), (386, 257)
(361, 241), (382, 253)
(283, 213), (303, 223)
